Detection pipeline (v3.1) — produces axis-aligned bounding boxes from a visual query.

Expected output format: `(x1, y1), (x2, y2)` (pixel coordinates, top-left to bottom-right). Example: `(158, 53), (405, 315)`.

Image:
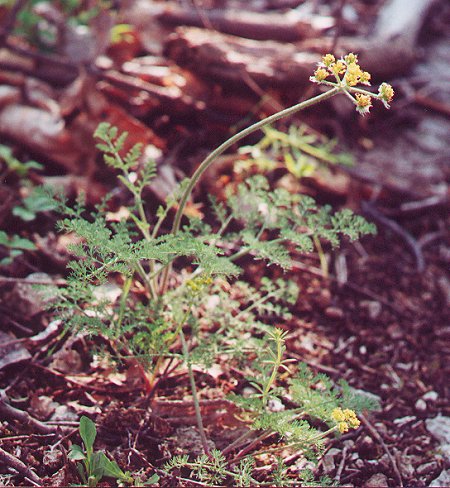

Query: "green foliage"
(0, 144), (42, 177)
(12, 186), (58, 221)
(0, 230), (36, 266)
(236, 124), (353, 178)
(69, 416), (157, 487)
(164, 449), (257, 486)
(0, 145), (54, 265)
(224, 331), (375, 471)
(8, 0), (113, 51)
(53, 120), (377, 484)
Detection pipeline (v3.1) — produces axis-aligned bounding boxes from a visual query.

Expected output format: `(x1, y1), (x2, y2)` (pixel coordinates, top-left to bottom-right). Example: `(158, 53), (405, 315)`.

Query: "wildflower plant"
(52, 54), (392, 483)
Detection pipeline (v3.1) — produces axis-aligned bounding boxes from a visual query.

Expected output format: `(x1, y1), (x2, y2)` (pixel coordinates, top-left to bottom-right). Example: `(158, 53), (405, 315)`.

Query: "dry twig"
(0, 447), (41, 485)
(359, 413), (403, 487)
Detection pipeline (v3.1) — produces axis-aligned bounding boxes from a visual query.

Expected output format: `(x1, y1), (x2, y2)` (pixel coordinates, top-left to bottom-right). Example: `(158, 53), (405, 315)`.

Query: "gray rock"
(438, 443), (450, 462)
(322, 448), (340, 474)
(49, 405), (78, 422)
(360, 300), (382, 319)
(430, 469), (450, 487)
(350, 388), (382, 412)
(422, 391), (438, 402)
(426, 415), (450, 444)
(364, 473), (388, 487)
(415, 398), (427, 412)
(416, 461), (437, 476)
(324, 306), (344, 319)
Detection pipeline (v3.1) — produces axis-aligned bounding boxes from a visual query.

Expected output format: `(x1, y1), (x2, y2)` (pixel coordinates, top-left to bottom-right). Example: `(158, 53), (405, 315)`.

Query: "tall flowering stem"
(161, 53), (394, 292)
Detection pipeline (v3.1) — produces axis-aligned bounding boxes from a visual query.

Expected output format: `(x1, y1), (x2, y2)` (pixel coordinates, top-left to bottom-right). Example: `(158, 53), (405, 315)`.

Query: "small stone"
(422, 391), (438, 402)
(349, 388), (382, 412)
(415, 398), (427, 412)
(430, 469), (450, 487)
(4, 272), (53, 318)
(359, 435), (375, 453)
(324, 306), (344, 319)
(322, 448), (340, 474)
(241, 386), (258, 397)
(416, 461), (437, 476)
(426, 415), (450, 444)
(206, 294), (221, 310)
(393, 416), (416, 427)
(43, 449), (63, 470)
(387, 323), (403, 340)
(360, 300), (382, 319)
(92, 282), (122, 303)
(268, 398), (284, 412)
(364, 473), (388, 487)
(49, 405), (78, 422)
(355, 459), (365, 469)
(316, 289), (332, 309)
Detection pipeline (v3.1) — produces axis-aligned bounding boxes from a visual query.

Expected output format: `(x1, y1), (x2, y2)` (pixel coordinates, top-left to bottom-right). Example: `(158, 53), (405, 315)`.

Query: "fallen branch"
(0, 392), (59, 435)
(359, 413), (403, 487)
(0, 447), (41, 485)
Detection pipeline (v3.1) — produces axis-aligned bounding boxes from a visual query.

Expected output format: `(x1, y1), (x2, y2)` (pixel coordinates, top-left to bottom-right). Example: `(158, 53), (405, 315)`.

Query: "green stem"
(234, 290), (276, 321)
(221, 428), (256, 456)
(261, 336), (284, 407)
(134, 261), (157, 300)
(179, 328), (211, 457)
(254, 427), (338, 457)
(172, 87), (340, 236)
(160, 86), (341, 292)
(116, 275), (132, 336)
(313, 235), (328, 278)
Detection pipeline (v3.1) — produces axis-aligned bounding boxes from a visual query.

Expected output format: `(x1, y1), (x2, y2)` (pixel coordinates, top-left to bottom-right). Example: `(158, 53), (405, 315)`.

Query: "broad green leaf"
(69, 444), (86, 461)
(12, 206), (36, 221)
(101, 455), (128, 479)
(9, 236), (36, 250)
(79, 416), (96, 453)
(144, 473), (160, 485)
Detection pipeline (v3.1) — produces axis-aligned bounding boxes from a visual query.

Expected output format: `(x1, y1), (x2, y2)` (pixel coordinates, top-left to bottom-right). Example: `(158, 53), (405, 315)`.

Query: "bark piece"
(165, 27), (317, 87)
(157, 3), (334, 42)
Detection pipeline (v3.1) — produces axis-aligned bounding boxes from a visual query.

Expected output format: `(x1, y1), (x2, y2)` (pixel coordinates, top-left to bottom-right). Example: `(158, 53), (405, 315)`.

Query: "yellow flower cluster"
(309, 52), (394, 116)
(186, 275), (213, 292)
(313, 67), (329, 82)
(331, 408), (361, 433)
(378, 82), (395, 108)
(344, 62), (371, 87)
(355, 93), (373, 115)
(311, 53), (370, 86)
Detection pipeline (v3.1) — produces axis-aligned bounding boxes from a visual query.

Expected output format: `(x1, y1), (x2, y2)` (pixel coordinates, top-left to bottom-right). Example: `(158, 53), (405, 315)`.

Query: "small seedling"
(69, 416), (155, 487)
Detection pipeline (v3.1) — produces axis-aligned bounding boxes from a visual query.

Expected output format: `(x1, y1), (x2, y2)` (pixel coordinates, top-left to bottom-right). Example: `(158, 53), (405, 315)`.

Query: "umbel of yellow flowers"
(310, 53), (394, 115)
(331, 407), (361, 433)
